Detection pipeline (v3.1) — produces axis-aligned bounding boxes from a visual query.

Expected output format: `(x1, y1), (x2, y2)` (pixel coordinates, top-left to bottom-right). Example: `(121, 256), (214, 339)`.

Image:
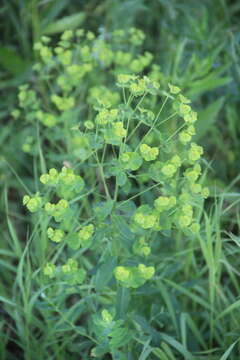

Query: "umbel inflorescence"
(21, 28), (209, 290)
(21, 28), (209, 357)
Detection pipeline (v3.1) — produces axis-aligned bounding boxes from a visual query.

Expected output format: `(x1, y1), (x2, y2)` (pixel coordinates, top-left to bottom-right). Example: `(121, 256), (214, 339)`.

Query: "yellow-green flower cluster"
(134, 205), (158, 229)
(168, 83), (181, 94)
(47, 227), (65, 243)
(116, 74), (137, 87)
(188, 143), (203, 162)
(95, 108), (119, 125)
(101, 309), (113, 324)
(161, 155), (181, 178)
(34, 41), (53, 64)
(114, 263), (155, 288)
(43, 262), (56, 278)
(78, 224), (94, 247)
(23, 193), (42, 213)
(22, 136), (34, 153)
(129, 27), (145, 45)
(113, 122), (127, 138)
(114, 51), (132, 66)
(44, 199), (69, 222)
(62, 258), (78, 273)
(140, 144), (159, 161)
(117, 75), (159, 96)
(61, 258), (86, 285)
(40, 168), (59, 186)
(154, 196), (176, 213)
(179, 125), (196, 144)
(178, 204), (193, 228)
(18, 84), (38, 110)
(40, 167), (84, 199)
(129, 52), (153, 73)
(36, 111), (57, 128)
(88, 86), (120, 109)
(51, 94), (75, 112)
(133, 237), (151, 257)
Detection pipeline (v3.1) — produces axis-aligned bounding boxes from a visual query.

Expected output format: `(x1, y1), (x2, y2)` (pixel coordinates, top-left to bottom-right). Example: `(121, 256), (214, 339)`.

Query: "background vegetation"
(1, 0), (240, 359)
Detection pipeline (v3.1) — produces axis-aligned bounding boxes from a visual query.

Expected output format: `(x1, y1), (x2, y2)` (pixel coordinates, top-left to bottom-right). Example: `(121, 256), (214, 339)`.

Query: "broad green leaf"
(0, 47), (28, 74)
(116, 171), (127, 187)
(94, 200), (114, 220)
(93, 257), (117, 291)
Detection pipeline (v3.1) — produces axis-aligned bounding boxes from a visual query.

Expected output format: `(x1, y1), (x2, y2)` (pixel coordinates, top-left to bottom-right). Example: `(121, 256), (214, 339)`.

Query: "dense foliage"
(1, 1), (240, 359)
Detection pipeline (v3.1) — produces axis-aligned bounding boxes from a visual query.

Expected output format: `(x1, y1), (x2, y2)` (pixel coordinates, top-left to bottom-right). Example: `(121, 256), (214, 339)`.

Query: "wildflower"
(44, 199), (69, 222)
(51, 95), (75, 111)
(161, 164), (177, 178)
(138, 264), (155, 279)
(40, 168), (59, 186)
(140, 144), (159, 161)
(188, 143), (203, 162)
(62, 258), (78, 273)
(154, 196), (176, 212)
(112, 122), (127, 138)
(178, 215), (192, 228)
(101, 309), (113, 323)
(168, 83), (181, 94)
(117, 74), (137, 86)
(190, 183), (202, 194)
(78, 224), (94, 247)
(114, 266), (130, 281)
(96, 108), (119, 125)
(179, 94), (191, 103)
(184, 111), (197, 124)
(190, 223), (200, 233)
(129, 27), (145, 45)
(179, 103), (191, 116)
(23, 193), (42, 213)
(47, 227), (64, 243)
(84, 120), (94, 129)
(133, 237), (151, 257)
(43, 262), (56, 278)
(202, 187), (209, 199)
(58, 49), (72, 65)
(134, 205), (158, 229)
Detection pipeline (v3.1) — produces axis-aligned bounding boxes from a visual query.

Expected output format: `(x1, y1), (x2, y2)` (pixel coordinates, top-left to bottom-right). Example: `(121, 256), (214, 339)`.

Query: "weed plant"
(1, 19), (240, 360)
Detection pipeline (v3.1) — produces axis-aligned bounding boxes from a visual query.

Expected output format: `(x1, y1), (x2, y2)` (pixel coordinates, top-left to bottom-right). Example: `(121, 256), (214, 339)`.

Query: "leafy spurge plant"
(21, 28), (209, 359)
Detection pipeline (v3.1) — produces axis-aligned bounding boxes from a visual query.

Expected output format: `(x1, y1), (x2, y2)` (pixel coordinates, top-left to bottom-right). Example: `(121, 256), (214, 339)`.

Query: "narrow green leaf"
(160, 333), (195, 360)
(43, 13), (85, 34)
(195, 96), (225, 140)
(220, 341), (238, 360)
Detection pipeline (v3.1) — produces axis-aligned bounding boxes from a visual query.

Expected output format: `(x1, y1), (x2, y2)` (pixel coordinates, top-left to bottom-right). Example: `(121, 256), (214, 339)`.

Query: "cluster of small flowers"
(40, 167), (84, 199)
(43, 258), (86, 285)
(126, 83), (210, 238)
(15, 28), (150, 128)
(23, 167), (94, 284)
(21, 28), (210, 292)
(14, 28), (157, 160)
(114, 264), (155, 288)
(133, 237), (151, 257)
(117, 74), (160, 96)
